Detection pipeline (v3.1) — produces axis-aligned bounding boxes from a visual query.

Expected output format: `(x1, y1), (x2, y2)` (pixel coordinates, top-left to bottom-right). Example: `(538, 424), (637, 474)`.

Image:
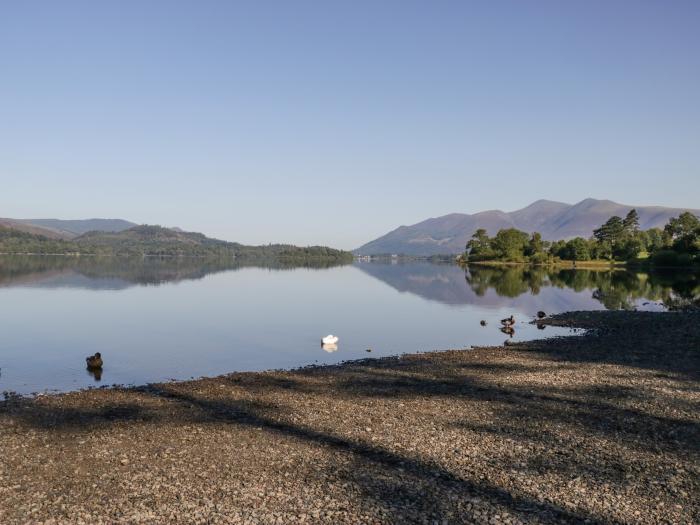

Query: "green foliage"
(616, 236), (643, 260)
(593, 216), (624, 247)
(622, 209), (640, 234)
(643, 228), (667, 252)
(559, 238), (591, 261)
(462, 211), (699, 266)
(491, 228), (530, 261)
(652, 250), (694, 267)
(0, 225), (354, 263)
(529, 251), (551, 265)
(525, 232), (544, 256)
(590, 240), (612, 260)
(277, 246), (354, 263)
(664, 212), (700, 254)
(0, 226), (85, 255)
(465, 229), (496, 261)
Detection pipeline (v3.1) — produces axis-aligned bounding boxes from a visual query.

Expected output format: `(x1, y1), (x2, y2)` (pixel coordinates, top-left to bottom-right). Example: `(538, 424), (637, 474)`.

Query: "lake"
(1, 256), (697, 395)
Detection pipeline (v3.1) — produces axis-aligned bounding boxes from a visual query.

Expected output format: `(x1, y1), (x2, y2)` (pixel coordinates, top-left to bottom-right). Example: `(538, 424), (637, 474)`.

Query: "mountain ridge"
(0, 219), (68, 239)
(355, 199), (700, 256)
(0, 218), (137, 239)
(16, 218), (137, 238)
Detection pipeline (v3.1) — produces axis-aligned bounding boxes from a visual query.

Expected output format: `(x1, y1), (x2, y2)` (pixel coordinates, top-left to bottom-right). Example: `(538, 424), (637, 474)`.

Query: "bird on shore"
(480, 320), (487, 326)
(500, 315), (515, 327)
(86, 352), (103, 369)
(537, 311), (547, 319)
(536, 323), (546, 330)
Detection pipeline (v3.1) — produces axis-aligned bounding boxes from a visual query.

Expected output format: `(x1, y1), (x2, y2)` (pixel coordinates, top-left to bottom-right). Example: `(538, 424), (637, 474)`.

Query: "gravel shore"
(1, 311), (698, 524)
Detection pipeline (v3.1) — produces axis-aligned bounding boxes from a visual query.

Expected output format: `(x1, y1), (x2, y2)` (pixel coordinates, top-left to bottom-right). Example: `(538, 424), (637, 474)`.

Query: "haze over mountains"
(0, 218), (136, 239)
(355, 199), (700, 256)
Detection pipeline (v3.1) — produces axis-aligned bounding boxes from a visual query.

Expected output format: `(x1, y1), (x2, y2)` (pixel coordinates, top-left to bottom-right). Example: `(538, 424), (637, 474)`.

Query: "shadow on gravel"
(1, 402), (153, 429)
(140, 385), (601, 524)
(330, 364), (700, 458)
(535, 310), (700, 379)
(1, 383), (601, 523)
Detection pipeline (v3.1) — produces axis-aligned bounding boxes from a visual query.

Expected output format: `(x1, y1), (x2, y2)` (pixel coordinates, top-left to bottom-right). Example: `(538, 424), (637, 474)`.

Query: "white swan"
(321, 334), (339, 345)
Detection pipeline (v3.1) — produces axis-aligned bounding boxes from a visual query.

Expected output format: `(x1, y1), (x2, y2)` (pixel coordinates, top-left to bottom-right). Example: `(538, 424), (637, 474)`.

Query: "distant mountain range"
(355, 199), (700, 256)
(0, 218), (136, 239)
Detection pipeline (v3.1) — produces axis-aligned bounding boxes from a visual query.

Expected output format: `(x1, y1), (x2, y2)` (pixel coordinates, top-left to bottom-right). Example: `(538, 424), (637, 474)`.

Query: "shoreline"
(463, 259), (622, 268)
(460, 259), (700, 271)
(1, 310), (698, 524)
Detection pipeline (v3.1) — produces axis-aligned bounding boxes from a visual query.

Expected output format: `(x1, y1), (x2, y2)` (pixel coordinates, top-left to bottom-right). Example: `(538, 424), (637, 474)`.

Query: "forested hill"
(0, 224), (354, 262)
(356, 198), (700, 256)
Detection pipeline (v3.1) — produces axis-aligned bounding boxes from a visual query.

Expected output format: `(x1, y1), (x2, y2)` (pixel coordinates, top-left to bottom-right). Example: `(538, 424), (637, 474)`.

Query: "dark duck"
(86, 352), (103, 369)
(500, 315), (515, 327)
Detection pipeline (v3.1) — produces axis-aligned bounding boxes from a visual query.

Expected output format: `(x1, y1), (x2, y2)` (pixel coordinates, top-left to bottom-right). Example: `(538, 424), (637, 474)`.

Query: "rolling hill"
(20, 219), (136, 237)
(0, 218), (69, 239)
(355, 199), (700, 256)
(16, 218), (137, 237)
(0, 223), (353, 262)
(0, 218), (136, 239)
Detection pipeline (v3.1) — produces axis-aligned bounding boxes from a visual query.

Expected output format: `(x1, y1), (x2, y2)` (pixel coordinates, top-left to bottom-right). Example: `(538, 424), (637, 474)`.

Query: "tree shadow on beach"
(2, 380), (606, 523)
(137, 384), (608, 523)
(532, 311), (700, 379)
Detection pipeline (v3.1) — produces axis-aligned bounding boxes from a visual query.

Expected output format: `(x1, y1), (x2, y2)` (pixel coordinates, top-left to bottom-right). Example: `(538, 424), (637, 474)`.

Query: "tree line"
(462, 210), (700, 267)
(0, 224), (354, 263)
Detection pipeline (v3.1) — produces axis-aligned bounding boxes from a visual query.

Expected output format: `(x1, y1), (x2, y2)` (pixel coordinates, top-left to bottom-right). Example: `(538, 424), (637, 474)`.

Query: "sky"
(1, 1), (698, 249)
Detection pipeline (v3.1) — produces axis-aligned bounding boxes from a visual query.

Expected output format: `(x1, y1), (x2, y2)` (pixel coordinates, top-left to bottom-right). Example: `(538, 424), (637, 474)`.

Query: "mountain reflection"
(356, 261), (700, 311)
(2, 256), (697, 311)
(0, 255), (348, 290)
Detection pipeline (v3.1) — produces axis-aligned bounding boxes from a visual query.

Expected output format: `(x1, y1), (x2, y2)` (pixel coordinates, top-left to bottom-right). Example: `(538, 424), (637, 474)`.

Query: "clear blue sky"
(1, 1), (698, 249)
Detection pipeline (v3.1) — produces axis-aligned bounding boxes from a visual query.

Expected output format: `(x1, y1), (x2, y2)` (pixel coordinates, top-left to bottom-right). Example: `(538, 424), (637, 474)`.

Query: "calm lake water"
(1, 256), (697, 395)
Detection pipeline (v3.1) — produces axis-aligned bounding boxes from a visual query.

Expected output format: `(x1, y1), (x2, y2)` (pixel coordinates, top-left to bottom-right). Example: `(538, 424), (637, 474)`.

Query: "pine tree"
(623, 209), (640, 234)
(593, 216), (624, 246)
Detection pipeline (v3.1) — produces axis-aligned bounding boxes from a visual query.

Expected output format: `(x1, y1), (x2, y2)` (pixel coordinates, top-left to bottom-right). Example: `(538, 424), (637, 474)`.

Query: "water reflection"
(0, 255), (348, 290)
(86, 366), (103, 382)
(5, 256), (696, 310)
(357, 261), (699, 311)
(466, 265), (699, 310)
(1, 256), (698, 395)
